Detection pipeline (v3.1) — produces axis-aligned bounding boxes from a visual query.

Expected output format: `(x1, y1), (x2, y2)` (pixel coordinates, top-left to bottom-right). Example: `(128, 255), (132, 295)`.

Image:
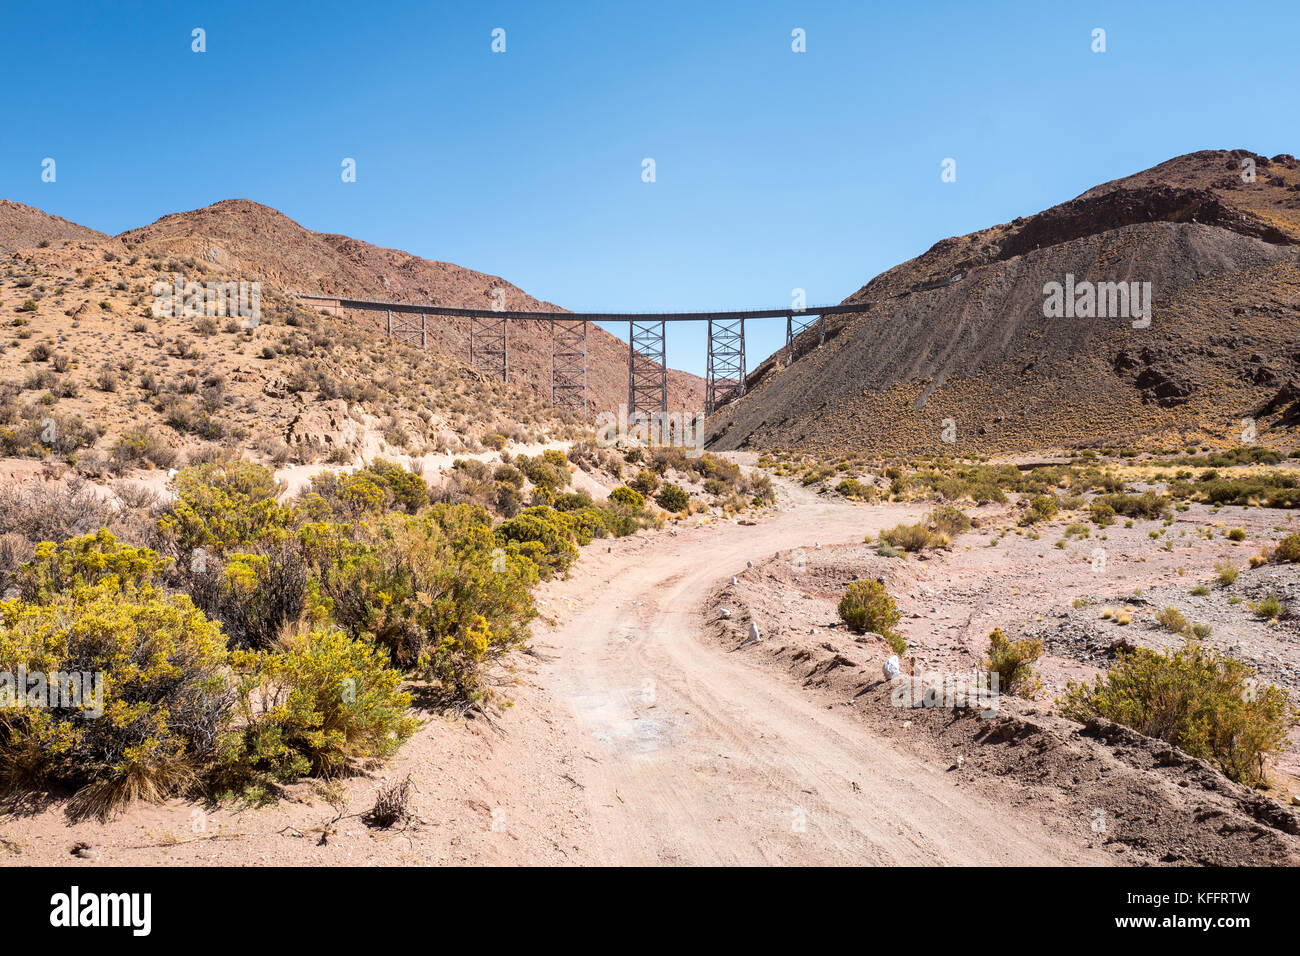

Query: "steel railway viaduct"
(295, 293), (877, 418)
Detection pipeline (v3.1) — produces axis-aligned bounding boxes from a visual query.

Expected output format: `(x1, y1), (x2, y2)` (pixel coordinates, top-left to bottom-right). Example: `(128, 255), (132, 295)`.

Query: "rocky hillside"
(118, 200), (703, 413)
(707, 149), (1300, 456)
(1, 227), (569, 473)
(0, 200), (107, 252)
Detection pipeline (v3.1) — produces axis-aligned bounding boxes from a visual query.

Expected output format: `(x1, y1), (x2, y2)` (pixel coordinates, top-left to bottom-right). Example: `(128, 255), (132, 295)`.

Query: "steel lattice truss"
(551, 319), (588, 413)
(705, 317), (746, 415)
(470, 314), (508, 382)
(386, 309), (427, 349)
(298, 293), (879, 420)
(784, 311), (826, 366)
(627, 319), (667, 417)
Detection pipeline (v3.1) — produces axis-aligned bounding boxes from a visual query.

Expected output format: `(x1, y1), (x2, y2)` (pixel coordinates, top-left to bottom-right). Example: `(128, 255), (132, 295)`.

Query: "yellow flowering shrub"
(18, 529), (171, 601)
(0, 579), (229, 818)
(212, 628), (416, 788)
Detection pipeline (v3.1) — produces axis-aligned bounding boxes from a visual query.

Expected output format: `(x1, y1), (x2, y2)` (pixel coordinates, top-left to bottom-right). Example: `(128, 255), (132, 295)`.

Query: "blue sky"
(3, 0), (1297, 376)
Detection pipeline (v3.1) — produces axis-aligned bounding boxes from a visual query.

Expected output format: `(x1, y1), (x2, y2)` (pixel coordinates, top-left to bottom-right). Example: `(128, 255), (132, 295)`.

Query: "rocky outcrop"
(285, 400), (361, 449)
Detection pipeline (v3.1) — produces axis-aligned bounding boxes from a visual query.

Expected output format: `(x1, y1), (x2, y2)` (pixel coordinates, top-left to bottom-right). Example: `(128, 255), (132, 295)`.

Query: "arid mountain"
(1, 227), (566, 471)
(707, 149), (1300, 456)
(117, 200), (703, 413)
(0, 200), (107, 252)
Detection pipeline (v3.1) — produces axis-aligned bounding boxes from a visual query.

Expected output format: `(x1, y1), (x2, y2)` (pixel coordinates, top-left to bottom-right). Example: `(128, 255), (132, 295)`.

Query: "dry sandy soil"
(2, 474), (1298, 866)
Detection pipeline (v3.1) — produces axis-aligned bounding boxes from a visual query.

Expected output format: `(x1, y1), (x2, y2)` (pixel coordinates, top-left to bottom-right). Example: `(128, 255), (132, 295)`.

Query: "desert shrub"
(1019, 494), (1060, 526)
(1059, 641), (1294, 786)
(360, 459), (428, 514)
(453, 458), (491, 481)
(1093, 491), (1171, 521)
(0, 580), (230, 818)
(835, 477), (875, 500)
(1215, 561), (1239, 586)
(491, 481), (523, 517)
(1251, 594), (1285, 621)
(928, 505), (971, 538)
(553, 490), (594, 512)
(493, 463), (524, 489)
(1088, 502), (1115, 527)
(214, 627), (416, 786)
(314, 509), (537, 699)
(628, 470), (660, 496)
(17, 529), (170, 601)
(609, 486), (645, 509)
(655, 483), (690, 513)
(516, 453), (570, 493)
(187, 543), (308, 651)
(1155, 606), (1193, 637)
(111, 425), (177, 469)
(157, 461), (298, 556)
(306, 460), (426, 519)
(983, 627), (1043, 698)
(1272, 533), (1300, 563)
(879, 522), (932, 552)
(0, 480), (118, 545)
(837, 580), (901, 644)
(494, 506), (579, 577)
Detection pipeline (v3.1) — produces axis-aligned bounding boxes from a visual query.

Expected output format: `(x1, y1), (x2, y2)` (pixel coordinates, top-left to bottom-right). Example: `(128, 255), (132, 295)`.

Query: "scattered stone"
(882, 655), (901, 681)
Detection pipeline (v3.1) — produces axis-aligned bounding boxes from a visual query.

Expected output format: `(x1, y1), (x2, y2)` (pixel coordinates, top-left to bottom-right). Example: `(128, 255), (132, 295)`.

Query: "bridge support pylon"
(628, 319), (667, 419)
(388, 309), (428, 349)
(705, 317), (745, 415)
(784, 311), (825, 366)
(551, 319), (588, 414)
(470, 314), (508, 382)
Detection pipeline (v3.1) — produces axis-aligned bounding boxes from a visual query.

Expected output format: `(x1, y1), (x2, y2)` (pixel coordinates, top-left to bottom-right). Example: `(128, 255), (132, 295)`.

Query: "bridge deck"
(294, 292), (872, 322)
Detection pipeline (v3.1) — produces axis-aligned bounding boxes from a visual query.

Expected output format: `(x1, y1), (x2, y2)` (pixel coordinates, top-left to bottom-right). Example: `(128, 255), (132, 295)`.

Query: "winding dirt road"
(529, 484), (1108, 866)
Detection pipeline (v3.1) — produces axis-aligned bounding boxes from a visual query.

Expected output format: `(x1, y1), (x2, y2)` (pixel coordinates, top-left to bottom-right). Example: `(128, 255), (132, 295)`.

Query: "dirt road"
(2, 481), (1119, 866)
(530, 484), (1108, 865)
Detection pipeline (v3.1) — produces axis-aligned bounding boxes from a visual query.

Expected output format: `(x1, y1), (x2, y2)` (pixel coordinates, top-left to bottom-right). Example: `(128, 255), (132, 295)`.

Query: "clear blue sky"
(3, 0), (1297, 376)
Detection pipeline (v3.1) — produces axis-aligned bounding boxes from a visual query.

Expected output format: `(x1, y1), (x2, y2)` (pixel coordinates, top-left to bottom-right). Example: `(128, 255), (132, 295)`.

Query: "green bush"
(655, 483), (690, 513)
(1215, 560), (1239, 586)
(1060, 641), (1295, 786)
(879, 522), (933, 552)
(216, 628), (417, 786)
(1155, 606), (1193, 637)
(315, 510), (538, 698)
(0, 580), (229, 818)
(553, 490), (594, 512)
(928, 505), (971, 538)
(983, 627), (1043, 698)
(494, 506), (580, 577)
(837, 580), (902, 649)
(609, 486), (645, 509)
(628, 470), (660, 496)
(17, 529), (170, 601)
(1093, 491), (1170, 521)
(158, 461), (298, 556)
(835, 477), (875, 500)
(516, 454), (570, 493)
(1019, 495), (1060, 526)
(1273, 533), (1300, 563)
